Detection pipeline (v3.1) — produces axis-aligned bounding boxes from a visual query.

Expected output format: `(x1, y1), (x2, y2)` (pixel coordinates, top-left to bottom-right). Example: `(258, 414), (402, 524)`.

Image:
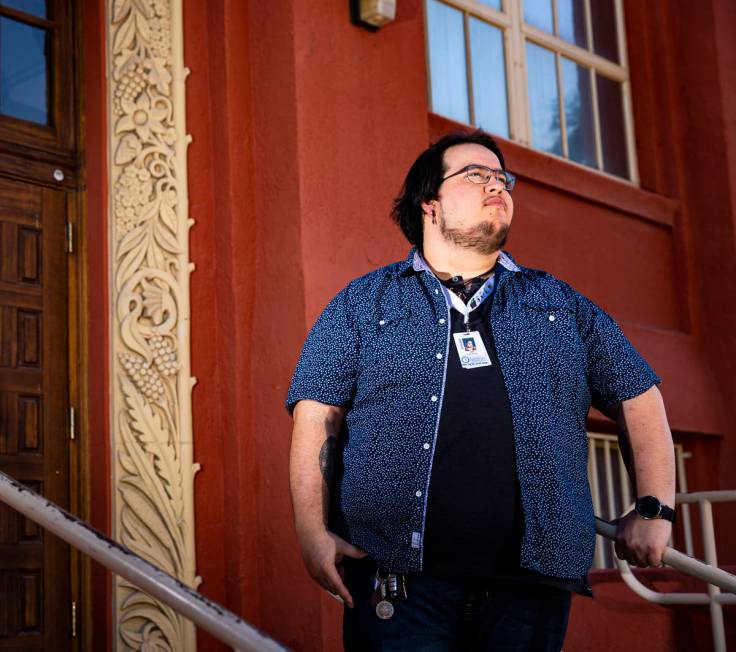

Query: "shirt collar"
(407, 248), (522, 275)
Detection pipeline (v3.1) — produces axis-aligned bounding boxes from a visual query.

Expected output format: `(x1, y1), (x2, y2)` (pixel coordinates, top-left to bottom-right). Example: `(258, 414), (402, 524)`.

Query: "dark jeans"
(342, 558), (571, 652)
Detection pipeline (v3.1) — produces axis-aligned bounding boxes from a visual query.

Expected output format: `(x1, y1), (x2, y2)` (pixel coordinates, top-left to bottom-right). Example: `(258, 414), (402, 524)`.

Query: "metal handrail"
(0, 470), (287, 652)
(596, 491), (736, 652)
(595, 517), (736, 594)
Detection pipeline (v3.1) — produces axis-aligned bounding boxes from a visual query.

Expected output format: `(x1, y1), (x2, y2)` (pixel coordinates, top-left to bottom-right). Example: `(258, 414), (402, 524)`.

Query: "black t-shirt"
(423, 279), (590, 595)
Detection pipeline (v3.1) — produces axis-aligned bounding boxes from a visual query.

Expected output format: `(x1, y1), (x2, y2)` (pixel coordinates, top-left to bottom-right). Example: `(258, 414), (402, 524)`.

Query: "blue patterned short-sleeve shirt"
(287, 249), (659, 578)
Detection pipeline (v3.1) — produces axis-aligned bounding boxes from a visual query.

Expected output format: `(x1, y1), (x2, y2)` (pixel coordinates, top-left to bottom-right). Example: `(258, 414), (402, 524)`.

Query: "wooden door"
(0, 177), (70, 650)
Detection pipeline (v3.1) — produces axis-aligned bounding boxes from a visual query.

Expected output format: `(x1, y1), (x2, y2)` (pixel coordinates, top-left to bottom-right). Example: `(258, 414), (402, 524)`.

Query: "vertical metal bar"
(603, 441), (616, 518)
(464, 11), (476, 125)
(589, 67), (603, 171)
(676, 447), (695, 556)
(589, 439), (604, 567)
(603, 440), (617, 567)
(422, 0), (435, 114)
(509, 0), (531, 145)
(617, 445), (631, 512)
(555, 52), (568, 158)
(700, 500), (727, 652)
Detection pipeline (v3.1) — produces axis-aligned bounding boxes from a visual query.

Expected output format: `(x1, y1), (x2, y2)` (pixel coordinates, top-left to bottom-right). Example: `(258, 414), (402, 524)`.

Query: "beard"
(438, 212), (510, 255)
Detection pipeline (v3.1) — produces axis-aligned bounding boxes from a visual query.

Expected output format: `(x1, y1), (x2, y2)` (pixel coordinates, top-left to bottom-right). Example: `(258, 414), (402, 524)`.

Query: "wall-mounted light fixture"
(350, 0), (396, 31)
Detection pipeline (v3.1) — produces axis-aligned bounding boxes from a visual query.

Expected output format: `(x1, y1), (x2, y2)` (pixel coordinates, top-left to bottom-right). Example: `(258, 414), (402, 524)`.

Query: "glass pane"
(0, 0), (47, 18)
(477, 0), (501, 9)
(557, 0), (587, 48)
(590, 0), (618, 62)
(596, 74), (628, 177)
(469, 18), (509, 138)
(561, 58), (595, 167)
(523, 0), (553, 33)
(526, 42), (561, 156)
(426, 0), (469, 124)
(0, 17), (49, 125)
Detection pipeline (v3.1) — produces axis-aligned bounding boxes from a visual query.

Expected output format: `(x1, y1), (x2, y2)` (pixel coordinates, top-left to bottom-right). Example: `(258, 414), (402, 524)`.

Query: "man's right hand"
(298, 528), (367, 608)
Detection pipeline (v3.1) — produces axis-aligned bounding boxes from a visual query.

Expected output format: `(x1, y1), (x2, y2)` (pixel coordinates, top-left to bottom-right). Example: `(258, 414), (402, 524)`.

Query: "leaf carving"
(113, 13), (137, 52)
(121, 375), (184, 518)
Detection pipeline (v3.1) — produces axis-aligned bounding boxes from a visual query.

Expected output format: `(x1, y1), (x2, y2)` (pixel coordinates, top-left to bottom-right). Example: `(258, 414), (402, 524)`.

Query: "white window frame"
(587, 431), (692, 569)
(424, 0), (639, 184)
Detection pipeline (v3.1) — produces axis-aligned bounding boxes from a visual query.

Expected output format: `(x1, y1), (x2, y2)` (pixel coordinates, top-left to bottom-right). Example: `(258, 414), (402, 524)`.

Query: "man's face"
(431, 143), (514, 255)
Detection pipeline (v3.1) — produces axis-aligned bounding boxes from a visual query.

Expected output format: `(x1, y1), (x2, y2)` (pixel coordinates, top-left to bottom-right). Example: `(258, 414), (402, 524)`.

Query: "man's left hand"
(614, 510), (672, 567)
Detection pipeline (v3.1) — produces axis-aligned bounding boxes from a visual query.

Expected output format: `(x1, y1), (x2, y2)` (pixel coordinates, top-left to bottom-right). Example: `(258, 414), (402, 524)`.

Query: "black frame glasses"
(442, 165), (516, 192)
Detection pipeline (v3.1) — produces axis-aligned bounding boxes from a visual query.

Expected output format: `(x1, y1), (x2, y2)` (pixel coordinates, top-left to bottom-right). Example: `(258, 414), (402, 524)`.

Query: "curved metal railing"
(596, 491), (736, 652)
(0, 470), (287, 652)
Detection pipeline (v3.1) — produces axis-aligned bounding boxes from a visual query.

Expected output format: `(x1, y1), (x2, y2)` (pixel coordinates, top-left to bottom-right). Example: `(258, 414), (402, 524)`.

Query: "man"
(287, 131), (675, 651)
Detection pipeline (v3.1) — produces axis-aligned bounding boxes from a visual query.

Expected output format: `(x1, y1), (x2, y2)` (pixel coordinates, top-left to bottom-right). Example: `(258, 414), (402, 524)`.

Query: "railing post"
(700, 499), (727, 652)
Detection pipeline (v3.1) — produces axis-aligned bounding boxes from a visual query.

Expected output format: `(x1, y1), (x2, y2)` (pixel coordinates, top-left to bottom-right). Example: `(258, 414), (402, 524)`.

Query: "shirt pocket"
(356, 308), (415, 386)
(521, 302), (585, 371)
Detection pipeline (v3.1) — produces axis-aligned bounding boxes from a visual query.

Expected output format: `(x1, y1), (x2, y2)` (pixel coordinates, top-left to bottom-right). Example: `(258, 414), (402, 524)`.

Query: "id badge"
(452, 331), (492, 369)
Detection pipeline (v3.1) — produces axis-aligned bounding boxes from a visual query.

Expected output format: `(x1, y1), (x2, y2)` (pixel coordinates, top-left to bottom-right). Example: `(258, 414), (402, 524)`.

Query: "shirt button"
(423, 443), (430, 450)
(435, 289), (439, 294)
(436, 353), (443, 359)
(548, 314), (556, 322)
(379, 319), (385, 326)
(415, 490), (422, 497)
(431, 395), (438, 402)
(439, 318), (446, 324)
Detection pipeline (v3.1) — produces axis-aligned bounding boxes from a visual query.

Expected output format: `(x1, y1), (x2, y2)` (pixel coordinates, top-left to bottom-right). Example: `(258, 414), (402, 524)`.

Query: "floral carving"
(109, 0), (197, 650)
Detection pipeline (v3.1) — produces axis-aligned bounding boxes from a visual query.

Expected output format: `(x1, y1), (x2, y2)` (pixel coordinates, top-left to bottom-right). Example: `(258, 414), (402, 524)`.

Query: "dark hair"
(391, 129), (506, 249)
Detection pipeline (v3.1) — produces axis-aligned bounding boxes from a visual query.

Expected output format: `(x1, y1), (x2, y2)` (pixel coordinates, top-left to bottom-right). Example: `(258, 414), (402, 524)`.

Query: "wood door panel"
(0, 176), (70, 651)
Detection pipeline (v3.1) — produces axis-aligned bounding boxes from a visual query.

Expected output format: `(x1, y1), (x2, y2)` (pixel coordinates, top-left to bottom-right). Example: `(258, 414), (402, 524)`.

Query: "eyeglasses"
(442, 165), (516, 192)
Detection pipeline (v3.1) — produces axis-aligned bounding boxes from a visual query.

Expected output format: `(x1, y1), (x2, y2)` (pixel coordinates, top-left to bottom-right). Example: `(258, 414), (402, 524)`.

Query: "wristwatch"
(635, 495), (676, 522)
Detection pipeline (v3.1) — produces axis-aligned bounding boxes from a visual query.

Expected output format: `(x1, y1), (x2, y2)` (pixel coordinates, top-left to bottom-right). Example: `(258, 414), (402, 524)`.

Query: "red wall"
(83, 0), (112, 648)
(65, 0), (736, 650)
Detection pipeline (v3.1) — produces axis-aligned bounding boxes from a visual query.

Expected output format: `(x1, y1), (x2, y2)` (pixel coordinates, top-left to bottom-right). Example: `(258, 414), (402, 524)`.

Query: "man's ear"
(420, 200), (436, 217)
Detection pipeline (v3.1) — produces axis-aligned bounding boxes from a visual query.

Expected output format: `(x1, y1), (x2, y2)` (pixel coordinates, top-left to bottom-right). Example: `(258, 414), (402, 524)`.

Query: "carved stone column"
(107, 0), (198, 649)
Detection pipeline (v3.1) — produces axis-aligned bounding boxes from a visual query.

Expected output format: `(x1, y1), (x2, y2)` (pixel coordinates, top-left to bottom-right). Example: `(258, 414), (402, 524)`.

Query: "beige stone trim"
(107, 0), (198, 649)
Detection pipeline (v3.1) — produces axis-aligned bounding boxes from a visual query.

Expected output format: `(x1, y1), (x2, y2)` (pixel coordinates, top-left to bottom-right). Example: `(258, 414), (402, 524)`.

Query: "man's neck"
(421, 241), (501, 281)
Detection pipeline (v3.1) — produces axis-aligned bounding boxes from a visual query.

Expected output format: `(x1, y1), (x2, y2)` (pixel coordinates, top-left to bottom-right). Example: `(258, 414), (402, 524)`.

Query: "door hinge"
(66, 222), (74, 253)
(69, 406), (76, 441)
(71, 600), (77, 638)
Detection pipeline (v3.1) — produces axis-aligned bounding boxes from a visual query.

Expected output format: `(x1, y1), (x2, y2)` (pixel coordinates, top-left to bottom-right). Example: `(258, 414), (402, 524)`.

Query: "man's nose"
(484, 177), (504, 194)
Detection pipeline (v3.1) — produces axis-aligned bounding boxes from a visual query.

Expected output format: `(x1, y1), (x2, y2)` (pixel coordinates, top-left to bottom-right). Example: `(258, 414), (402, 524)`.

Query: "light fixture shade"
(360, 0), (396, 27)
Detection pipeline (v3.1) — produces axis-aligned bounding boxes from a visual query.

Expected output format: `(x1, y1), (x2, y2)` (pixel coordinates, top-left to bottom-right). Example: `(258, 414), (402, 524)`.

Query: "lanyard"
(439, 274), (496, 333)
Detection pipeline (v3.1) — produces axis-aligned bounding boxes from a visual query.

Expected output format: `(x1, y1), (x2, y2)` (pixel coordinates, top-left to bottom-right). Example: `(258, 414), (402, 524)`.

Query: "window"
(424, 0), (638, 182)
(587, 432), (692, 569)
(0, 1), (51, 125)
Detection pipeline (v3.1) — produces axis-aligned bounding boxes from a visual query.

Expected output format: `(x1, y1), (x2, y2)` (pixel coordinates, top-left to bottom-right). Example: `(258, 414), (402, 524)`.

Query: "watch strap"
(658, 503), (676, 523)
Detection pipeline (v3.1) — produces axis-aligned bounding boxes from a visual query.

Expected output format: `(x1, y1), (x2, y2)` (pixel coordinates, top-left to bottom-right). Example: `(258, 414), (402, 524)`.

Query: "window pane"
(426, 0), (469, 124)
(476, 0), (501, 9)
(526, 42), (561, 156)
(523, 0), (553, 33)
(596, 74), (628, 177)
(561, 58), (595, 167)
(469, 18), (509, 138)
(557, 0), (587, 49)
(0, 17), (49, 125)
(0, 0), (47, 18)
(590, 0), (618, 62)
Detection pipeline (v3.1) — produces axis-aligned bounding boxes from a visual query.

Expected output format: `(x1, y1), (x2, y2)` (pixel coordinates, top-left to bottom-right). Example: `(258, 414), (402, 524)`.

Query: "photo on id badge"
(453, 331), (492, 369)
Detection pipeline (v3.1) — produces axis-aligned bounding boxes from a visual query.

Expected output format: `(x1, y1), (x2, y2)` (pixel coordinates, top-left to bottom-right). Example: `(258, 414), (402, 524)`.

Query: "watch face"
(637, 495), (661, 518)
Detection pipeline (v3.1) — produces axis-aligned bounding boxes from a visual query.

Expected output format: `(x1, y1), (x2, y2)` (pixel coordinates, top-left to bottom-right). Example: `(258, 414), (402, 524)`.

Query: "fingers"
(338, 539), (368, 559)
(322, 563), (355, 609)
(614, 538), (666, 567)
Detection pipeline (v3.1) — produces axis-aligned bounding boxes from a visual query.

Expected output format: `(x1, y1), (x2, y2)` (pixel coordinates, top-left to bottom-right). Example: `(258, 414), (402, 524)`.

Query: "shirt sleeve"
(286, 286), (359, 414)
(574, 291), (661, 416)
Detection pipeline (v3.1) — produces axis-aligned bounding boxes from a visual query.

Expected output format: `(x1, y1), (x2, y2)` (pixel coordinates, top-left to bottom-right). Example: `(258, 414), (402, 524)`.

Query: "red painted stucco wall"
(79, 0), (736, 649)
(83, 0), (112, 649)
